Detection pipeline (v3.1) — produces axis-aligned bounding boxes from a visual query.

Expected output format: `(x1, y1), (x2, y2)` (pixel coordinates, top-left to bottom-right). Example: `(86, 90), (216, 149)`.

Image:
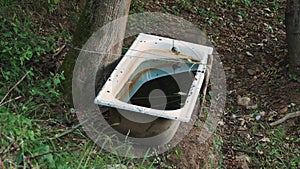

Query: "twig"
(0, 96), (22, 107)
(198, 54), (213, 117)
(51, 117), (90, 139)
(0, 71), (30, 105)
(270, 111), (300, 126)
(52, 44), (66, 58)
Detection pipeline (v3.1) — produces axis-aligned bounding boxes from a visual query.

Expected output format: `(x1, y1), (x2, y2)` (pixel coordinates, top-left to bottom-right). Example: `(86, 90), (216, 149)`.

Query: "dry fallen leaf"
(260, 137), (271, 142)
(279, 106), (288, 113)
(236, 154), (251, 169)
(237, 95), (251, 107)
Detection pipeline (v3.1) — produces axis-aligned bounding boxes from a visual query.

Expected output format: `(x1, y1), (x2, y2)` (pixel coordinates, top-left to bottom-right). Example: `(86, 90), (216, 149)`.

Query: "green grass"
(130, 0), (146, 14)
(256, 126), (300, 168)
(0, 3), (155, 168)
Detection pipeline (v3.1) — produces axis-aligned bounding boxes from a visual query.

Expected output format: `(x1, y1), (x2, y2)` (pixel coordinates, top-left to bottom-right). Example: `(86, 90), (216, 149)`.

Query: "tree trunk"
(286, 0), (300, 76)
(61, 0), (131, 104)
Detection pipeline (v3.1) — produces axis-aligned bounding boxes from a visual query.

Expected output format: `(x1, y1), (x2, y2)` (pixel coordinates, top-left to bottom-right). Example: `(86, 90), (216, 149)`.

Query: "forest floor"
(1, 0), (300, 168)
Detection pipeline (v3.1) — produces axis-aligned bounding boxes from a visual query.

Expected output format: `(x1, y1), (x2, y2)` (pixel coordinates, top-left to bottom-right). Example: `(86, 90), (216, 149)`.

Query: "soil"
(34, 0), (300, 168)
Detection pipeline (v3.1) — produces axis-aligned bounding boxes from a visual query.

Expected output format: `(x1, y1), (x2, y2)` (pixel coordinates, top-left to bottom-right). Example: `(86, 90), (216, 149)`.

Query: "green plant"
(213, 136), (223, 153)
(0, 111), (48, 168)
(289, 73), (298, 81)
(130, 0), (145, 13)
(208, 91), (216, 104)
(0, 14), (63, 168)
(173, 147), (182, 157)
(176, 0), (193, 11)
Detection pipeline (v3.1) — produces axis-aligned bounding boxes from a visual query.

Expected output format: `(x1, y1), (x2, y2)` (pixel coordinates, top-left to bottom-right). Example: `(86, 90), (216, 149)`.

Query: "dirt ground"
(126, 1), (299, 168)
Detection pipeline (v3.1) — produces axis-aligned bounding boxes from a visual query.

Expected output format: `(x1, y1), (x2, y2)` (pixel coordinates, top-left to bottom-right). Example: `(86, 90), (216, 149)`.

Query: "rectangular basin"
(94, 33), (213, 122)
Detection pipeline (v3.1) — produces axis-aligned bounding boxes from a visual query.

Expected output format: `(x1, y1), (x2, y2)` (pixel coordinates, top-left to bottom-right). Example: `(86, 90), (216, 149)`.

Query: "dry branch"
(0, 71), (29, 106)
(52, 44), (66, 58)
(270, 111), (300, 126)
(0, 96), (22, 107)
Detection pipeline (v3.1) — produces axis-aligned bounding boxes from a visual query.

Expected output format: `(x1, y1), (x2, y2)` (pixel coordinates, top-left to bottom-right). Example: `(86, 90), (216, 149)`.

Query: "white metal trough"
(95, 33), (213, 122)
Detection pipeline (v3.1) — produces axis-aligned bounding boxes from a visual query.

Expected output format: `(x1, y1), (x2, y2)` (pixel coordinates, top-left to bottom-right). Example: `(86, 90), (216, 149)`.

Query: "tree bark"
(286, 0), (300, 76)
(60, 0), (131, 104)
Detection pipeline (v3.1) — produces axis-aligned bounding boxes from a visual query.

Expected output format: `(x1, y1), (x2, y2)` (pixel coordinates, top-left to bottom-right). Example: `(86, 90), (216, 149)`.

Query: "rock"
(237, 95), (251, 107)
(247, 69), (255, 76)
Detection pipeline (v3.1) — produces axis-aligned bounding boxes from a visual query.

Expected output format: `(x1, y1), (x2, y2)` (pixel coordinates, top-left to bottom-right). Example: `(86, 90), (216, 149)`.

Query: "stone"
(247, 69), (255, 76)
